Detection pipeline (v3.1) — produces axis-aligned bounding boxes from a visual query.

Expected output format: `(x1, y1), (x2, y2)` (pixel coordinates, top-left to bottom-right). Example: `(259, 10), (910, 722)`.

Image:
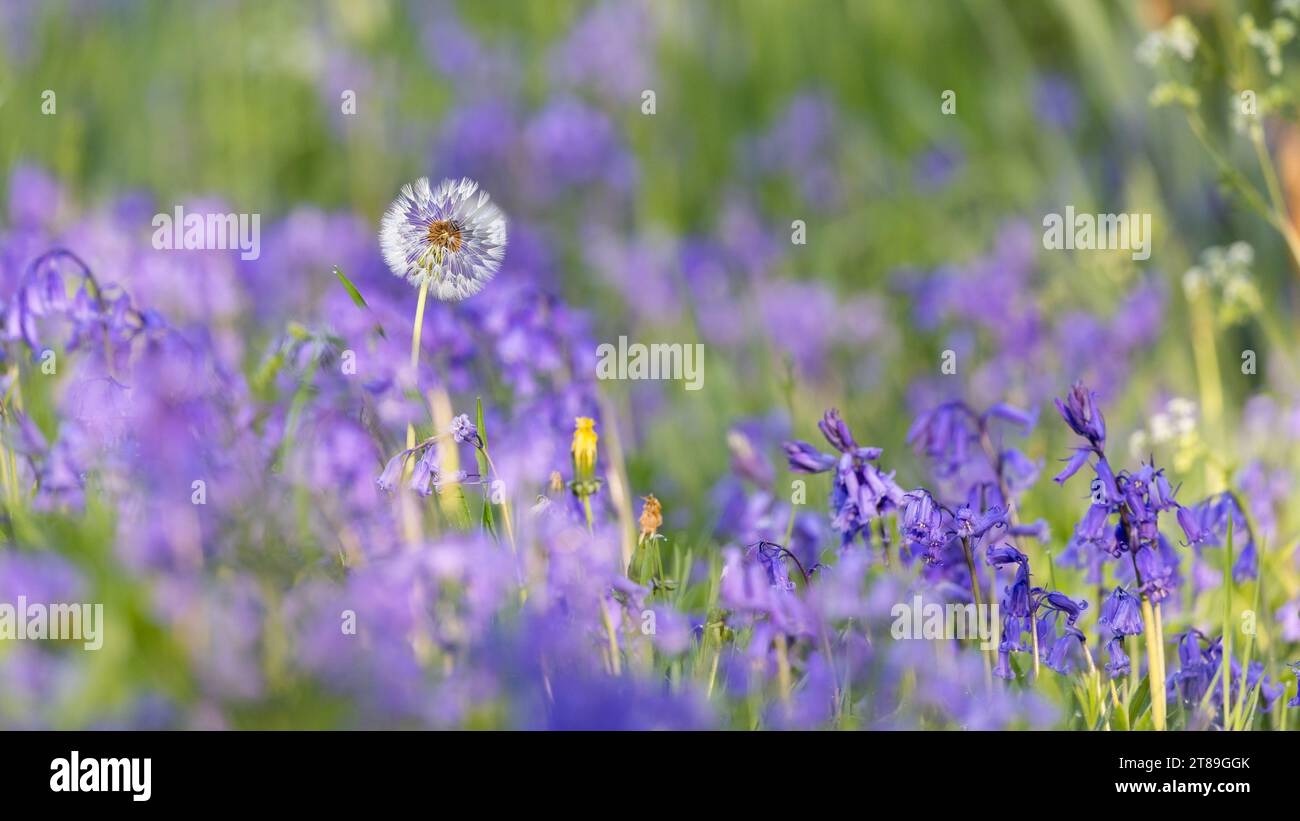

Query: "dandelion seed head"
(380, 177), (507, 301)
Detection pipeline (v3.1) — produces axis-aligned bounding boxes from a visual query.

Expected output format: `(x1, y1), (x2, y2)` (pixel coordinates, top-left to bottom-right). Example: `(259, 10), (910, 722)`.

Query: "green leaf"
(1111, 694), (1130, 731)
(1129, 674), (1151, 726)
(333, 266), (387, 339)
(333, 266), (369, 309)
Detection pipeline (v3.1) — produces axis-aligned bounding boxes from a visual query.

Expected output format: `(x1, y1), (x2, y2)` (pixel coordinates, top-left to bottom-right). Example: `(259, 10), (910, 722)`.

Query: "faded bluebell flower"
(376, 448), (413, 492)
(450, 413), (479, 445)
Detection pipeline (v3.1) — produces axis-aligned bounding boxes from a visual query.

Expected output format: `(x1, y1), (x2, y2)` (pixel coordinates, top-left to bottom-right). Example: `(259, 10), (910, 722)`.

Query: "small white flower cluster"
(1137, 16), (1200, 68)
(1183, 241), (1262, 326)
(1241, 12), (1296, 78)
(1129, 398), (1198, 462)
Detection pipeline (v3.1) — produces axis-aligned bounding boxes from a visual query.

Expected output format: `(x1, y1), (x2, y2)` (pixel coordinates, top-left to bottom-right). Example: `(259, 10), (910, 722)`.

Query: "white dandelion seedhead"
(379, 177), (507, 301)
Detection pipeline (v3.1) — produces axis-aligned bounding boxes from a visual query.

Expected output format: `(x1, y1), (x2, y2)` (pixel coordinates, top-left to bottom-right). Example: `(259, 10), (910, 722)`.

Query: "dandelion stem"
(401, 275), (434, 545)
(410, 274), (431, 373)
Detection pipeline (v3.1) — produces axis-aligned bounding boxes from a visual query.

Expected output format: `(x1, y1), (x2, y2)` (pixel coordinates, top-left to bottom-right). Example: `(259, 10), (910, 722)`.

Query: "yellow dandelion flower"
(572, 417), (598, 480)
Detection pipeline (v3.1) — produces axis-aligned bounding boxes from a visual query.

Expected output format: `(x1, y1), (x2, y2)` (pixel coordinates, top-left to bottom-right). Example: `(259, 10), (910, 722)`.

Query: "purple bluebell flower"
(817, 408), (857, 454)
(376, 448), (413, 492)
(1055, 382), (1106, 448)
(906, 401), (980, 479)
(785, 409), (903, 552)
(783, 440), (837, 474)
(1169, 630), (1214, 708)
(900, 489), (948, 563)
(1098, 587), (1144, 636)
(1104, 636), (1131, 678)
(1039, 590), (1088, 626)
(1134, 535), (1181, 603)
(408, 447), (440, 497)
(1181, 492), (1257, 581)
(1003, 566), (1033, 620)
(953, 504), (1007, 542)
(1072, 503), (1118, 556)
(450, 413), (478, 445)
(986, 544), (1027, 568)
(1054, 447), (1093, 485)
(1045, 624), (1086, 675)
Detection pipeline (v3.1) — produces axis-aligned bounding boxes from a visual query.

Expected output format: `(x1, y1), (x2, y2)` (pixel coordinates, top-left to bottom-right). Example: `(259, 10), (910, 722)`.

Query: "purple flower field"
(1, 0), (1299, 732)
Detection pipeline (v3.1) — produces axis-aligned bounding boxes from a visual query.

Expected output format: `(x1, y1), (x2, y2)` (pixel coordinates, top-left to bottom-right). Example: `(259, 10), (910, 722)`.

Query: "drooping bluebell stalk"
(783, 409), (906, 560)
(1053, 382), (1199, 729)
(986, 544), (1089, 680)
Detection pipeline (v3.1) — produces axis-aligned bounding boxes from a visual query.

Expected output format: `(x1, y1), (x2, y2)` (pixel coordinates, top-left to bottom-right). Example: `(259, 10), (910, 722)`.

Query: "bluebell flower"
(376, 448), (414, 492)
(906, 401), (980, 478)
(1134, 535), (1180, 603)
(1045, 624), (1086, 675)
(1169, 630), (1214, 707)
(783, 440), (837, 474)
(985, 402), (1037, 431)
(1038, 590), (1088, 626)
(994, 647), (1014, 680)
(1073, 503), (1118, 556)
(900, 489), (947, 562)
(1000, 447), (1041, 493)
(786, 410), (904, 551)
(1246, 660), (1284, 713)
(409, 447), (440, 497)
(1181, 492), (1257, 581)
(986, 544), (1027, 568)
(1055, 381), (1106, 448)
(450, 413), (479, 445)
(1054, 447), (1093, 485)
(1001, 562), (1032, 618)
(1105, 636), (1131, 678)
(1098, 587), (1144, 636)
(817, 408), (858, 453)
(953, 504), (1007, 542)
